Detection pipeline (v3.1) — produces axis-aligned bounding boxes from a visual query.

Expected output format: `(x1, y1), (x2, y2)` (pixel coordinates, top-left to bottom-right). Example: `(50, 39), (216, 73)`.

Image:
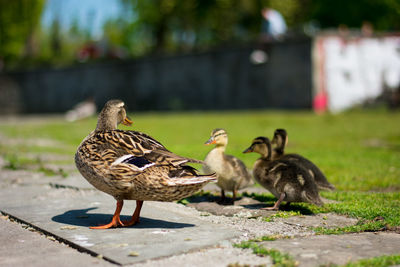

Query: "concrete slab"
(134, 247), (272, 267)
(0, 184), (240, 265)
(259, 232), (400, 267)
(0, 215), (112, 267)
(0, 168), (92, 190)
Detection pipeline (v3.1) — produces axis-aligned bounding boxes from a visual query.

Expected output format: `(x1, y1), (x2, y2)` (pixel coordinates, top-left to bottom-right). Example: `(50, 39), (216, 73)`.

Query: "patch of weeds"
(35, 157), (68, 177)
(3, 154), (38, 170)
(2, 153), (68, 177)
(177, 199), (189, 205)
(245, 191), (400, 234)
(324, 254), (400, 267)
(264, 211), (302, 222)
(313, 220), (385, 235)
(249, 235), (292, 242)
(3, 154), (22, 170)
(37, 166), (68, 177)
(234, 241), (297, 267)
(250, 235), (277, 242)
(314, 191), (400, 233)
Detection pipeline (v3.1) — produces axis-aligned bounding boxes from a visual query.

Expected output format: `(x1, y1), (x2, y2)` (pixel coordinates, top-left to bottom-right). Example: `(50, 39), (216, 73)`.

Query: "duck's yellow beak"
(122, 116), (133, 126)
(204, 137), (216, 145)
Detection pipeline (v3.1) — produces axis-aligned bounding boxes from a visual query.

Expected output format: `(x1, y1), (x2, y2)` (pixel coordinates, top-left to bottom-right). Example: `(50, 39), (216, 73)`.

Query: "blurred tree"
(0, 0), (45, 66)
(50, 18), (62, 57)
(307, 0), (400, 31)
(112, 0), (269, 55)
(108, 0), (315, 56)
(2, 0), (400, 69)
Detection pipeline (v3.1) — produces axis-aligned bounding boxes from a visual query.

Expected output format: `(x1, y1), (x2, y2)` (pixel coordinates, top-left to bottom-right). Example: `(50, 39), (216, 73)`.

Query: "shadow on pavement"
(52, 207), (195, 229)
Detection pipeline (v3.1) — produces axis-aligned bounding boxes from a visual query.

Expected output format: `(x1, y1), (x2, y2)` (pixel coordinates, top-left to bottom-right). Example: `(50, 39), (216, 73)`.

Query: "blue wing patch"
(112, 155), (155, 170)
(122, 156), (152, 168)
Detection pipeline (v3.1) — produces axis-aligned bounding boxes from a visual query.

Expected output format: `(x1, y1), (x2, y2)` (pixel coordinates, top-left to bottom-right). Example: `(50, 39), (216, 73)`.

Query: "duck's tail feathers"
(317, 182), (336, 191)
(186, 158), (205, 165)
(168, 173), (217, 186)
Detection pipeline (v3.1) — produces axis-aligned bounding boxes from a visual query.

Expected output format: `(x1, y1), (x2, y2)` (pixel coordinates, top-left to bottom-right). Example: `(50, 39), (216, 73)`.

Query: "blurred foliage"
(0, 0), (45, 65)
(308, 0), (400, 31)
(113, 0), (304, 55)
(0, 0), (400, 69)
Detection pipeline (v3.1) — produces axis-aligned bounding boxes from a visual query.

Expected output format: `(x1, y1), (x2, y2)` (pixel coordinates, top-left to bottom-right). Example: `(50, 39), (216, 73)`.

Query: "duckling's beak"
(204, 137), (216, 145)
(122, 116), (133, 126)
(243, 146), (253, 153)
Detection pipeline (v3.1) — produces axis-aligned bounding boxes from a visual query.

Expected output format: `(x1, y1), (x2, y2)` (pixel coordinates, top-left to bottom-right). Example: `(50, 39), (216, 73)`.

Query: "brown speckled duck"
(272, 129), (335, 191)
(75, 99), (216, 229)
(203, 128), (253, 203)
(243, 136), (323, 210)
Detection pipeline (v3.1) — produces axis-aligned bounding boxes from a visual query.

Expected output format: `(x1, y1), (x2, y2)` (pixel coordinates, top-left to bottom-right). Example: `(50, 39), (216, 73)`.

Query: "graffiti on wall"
(313, 35), (400, 113)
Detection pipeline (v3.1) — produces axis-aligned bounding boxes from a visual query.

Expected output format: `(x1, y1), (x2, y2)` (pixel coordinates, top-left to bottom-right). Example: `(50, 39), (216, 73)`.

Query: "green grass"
(1, 109), (399, 190)
(243, 190), (400, 233)
(233, 240), (297, 267)
(263, 211), (302, 222)
(329, 254), (400, 267)
(0, 109), (399, 232)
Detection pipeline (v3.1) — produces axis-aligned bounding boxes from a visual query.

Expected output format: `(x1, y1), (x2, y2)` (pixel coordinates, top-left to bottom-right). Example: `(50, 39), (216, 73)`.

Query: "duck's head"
(95, 99), (133, 131)
(271, 128), (288, 149)
(205, 128), (228, 147)
(243, 136), (271, 159)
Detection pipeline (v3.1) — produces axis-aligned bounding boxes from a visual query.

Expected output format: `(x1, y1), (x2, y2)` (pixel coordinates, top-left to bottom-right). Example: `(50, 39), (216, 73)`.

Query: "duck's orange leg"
(122, 200), (143, 226)
(90, 200), (124, 229)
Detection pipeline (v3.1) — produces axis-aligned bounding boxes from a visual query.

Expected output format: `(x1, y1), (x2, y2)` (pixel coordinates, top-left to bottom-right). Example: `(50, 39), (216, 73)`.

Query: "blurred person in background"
(261, 7), (287, 41)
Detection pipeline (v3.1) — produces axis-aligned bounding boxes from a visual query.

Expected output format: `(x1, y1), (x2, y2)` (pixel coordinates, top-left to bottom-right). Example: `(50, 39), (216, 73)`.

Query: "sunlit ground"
(1, 108), (399, 233)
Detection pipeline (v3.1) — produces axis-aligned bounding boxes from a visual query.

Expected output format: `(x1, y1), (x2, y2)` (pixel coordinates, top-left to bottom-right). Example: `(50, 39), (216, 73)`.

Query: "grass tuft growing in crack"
(234, 241), (297, 267)
(323, 254), (400, 267)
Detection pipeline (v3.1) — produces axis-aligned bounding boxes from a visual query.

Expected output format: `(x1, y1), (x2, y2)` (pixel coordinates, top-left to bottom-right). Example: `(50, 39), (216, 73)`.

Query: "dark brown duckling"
(272, 129), (335, 191)
(243, 136), (323, 210)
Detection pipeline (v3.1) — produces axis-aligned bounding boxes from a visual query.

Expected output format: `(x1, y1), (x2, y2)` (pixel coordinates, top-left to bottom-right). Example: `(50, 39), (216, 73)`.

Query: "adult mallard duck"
(271, 129), (335, 191)
(203, 128), (253, 203)
(243, 137), (323, 210)
(75, 99), (216, 229)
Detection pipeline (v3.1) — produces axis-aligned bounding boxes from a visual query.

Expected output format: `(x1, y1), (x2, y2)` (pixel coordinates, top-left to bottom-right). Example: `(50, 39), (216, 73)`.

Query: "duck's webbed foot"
(121, 200), (143, 226)
(90, 200), (124, 229)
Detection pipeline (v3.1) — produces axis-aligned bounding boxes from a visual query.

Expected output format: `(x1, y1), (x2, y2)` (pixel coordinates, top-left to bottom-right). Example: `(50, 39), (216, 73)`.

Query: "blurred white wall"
(313, 34), (400, 113)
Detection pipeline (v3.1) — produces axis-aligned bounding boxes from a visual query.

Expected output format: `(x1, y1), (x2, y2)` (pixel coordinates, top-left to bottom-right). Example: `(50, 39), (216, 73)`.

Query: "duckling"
(203, 128), (252, 203)
(75, 99), (216, 229)
(243, 137), (323, 210)
(272, 129), (335, 191)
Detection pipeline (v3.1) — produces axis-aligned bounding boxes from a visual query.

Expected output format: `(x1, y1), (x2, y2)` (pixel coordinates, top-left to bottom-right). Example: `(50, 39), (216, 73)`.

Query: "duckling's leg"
(122, 200), (143, 227)
(261, 192), (286, 210)
(90, 200), (124, 229)
(217, 190), (226, 204)
(232, 190), (237, 203)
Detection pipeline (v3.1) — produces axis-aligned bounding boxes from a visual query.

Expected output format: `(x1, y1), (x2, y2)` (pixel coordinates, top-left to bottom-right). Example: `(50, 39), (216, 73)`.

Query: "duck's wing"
(92, 130), (202, 172)
(127, 130), (204, 165)
(224, 154), (251, 179)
